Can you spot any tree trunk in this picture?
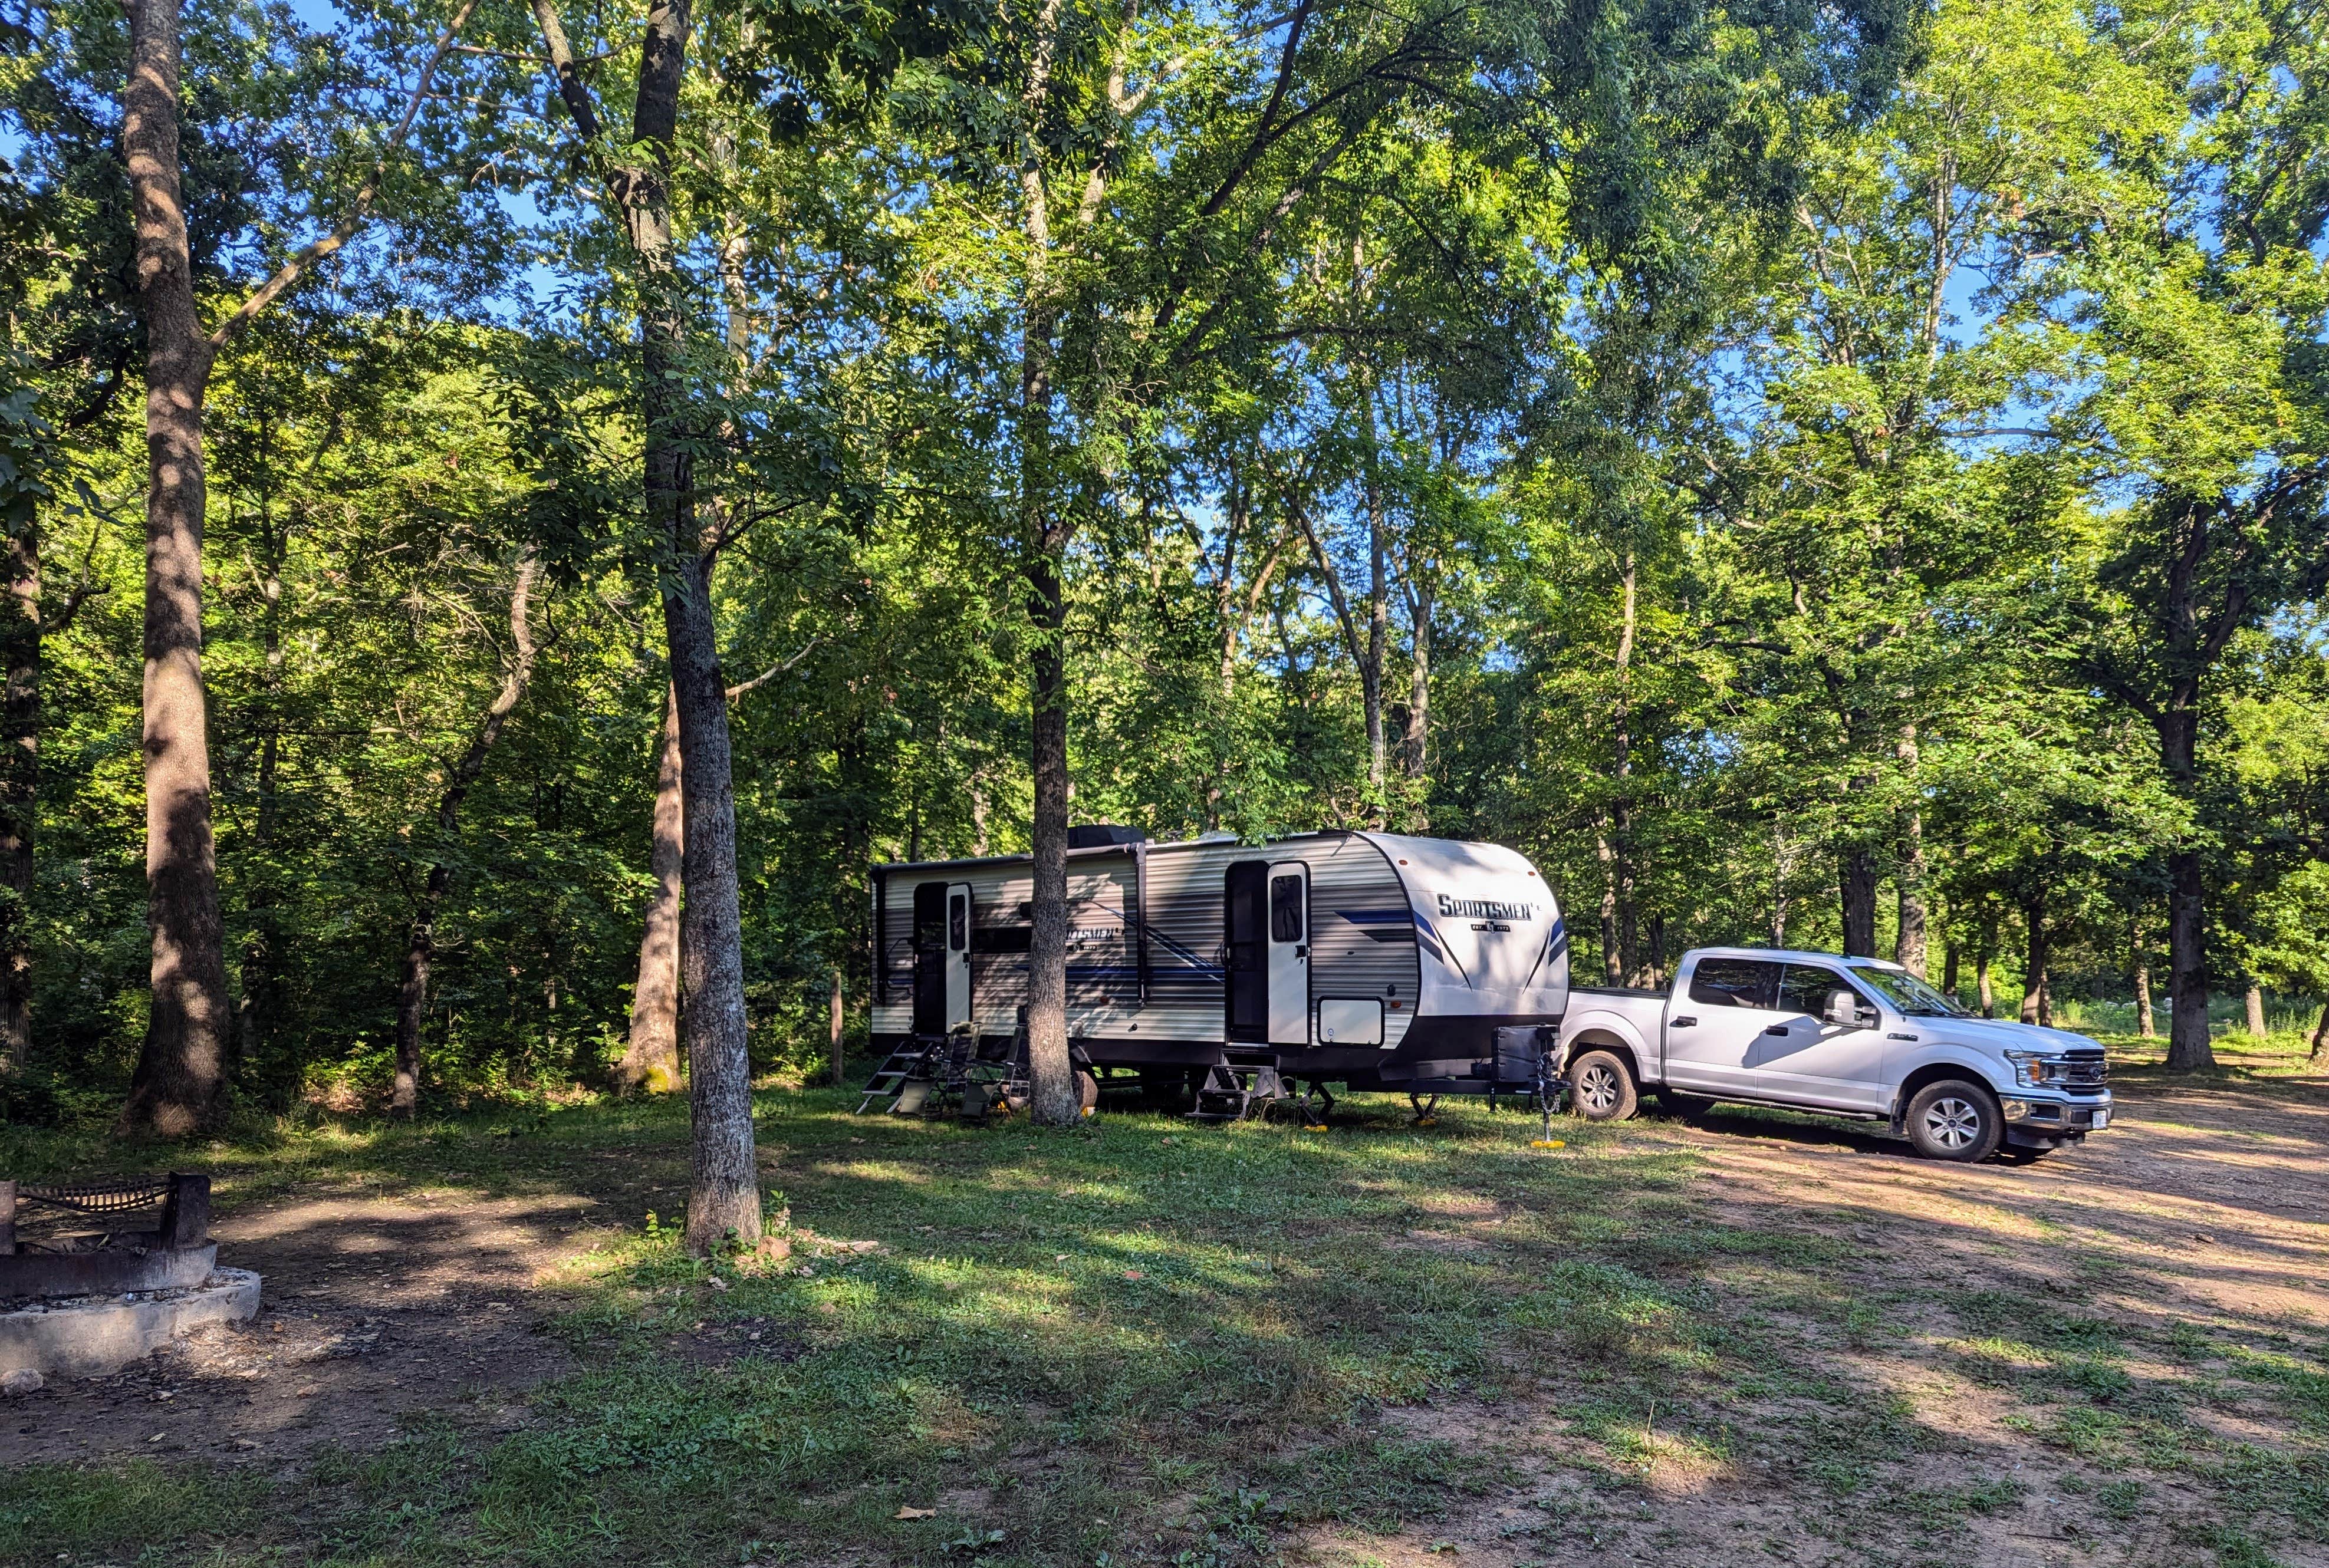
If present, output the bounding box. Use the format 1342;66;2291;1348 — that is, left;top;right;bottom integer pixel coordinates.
1015;0;1080;1130
2309;999;2328;1061
1941;937;1959;1002
1025;545;1077;1124
1840;850;1878;958
1403;573;1431;829
235;509;285;1088
2135;957;2154;1039
392;553;538;1116
1595;825;1621;985
2165;845;2214;1071
616;683;684;1093
1611;554;1637;980
2245;982;2267;1039
2019;896;2048;1027
532;0;761;1243
1894;728;1925;977
1363;476;1387;813
830;966;845;1086
0;500;37;1072
119;0;231;1136
1976;912;1996;1018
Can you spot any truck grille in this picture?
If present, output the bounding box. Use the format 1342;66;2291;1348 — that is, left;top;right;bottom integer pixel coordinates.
2061;1052;2108;1091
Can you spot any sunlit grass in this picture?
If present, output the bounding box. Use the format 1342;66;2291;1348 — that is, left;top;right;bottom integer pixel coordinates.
6;1078;2329;1564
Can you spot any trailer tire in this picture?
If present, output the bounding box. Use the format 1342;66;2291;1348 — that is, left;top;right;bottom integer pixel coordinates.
1905;1079;2002;1162
1568;1050;1639;1122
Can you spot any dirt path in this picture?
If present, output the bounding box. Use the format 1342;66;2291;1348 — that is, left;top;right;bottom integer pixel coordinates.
0;1188;617;1468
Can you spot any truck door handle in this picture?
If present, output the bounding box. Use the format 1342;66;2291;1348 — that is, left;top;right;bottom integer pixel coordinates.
1670;1016;1696;1028
1763;1024;1790;1036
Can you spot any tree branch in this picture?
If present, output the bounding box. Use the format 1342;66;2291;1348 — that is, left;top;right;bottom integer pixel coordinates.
725;636;821;700
208;0;482;350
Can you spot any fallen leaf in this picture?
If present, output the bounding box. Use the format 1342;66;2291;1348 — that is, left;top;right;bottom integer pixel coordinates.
1123;1270;1144;1280
895;1506;937;1520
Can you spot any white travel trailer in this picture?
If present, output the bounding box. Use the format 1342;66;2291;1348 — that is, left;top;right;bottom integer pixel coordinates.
867;826;1571;1115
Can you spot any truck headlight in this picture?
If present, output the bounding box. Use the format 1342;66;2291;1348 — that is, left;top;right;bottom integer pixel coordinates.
2002;1049;2062;1088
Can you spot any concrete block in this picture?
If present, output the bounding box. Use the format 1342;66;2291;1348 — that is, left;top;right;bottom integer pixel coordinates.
0;1269;261;1379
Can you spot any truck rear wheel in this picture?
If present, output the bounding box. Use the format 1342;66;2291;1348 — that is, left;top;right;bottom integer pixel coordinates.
1905;1079;2002;1162
1568;1050;1639;1122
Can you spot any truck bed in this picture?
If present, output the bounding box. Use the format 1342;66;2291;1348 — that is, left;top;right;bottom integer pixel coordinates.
1570;984;1669;1000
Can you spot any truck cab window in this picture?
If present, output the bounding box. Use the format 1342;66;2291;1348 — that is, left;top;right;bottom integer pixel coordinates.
1777;965;1854;1017
1687;957;1781;1009
1269;875;1305;942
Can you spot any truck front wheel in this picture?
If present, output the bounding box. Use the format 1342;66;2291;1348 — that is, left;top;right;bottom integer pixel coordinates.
1568;1050;1639;1122
1905;1080;2002;1162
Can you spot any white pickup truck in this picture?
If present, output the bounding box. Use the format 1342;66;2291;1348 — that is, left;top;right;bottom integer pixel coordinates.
1556;947;2113;1161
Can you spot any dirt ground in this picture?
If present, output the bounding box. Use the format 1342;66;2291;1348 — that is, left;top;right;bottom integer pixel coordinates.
1299;1070;2329;1568
0;1189;610;1466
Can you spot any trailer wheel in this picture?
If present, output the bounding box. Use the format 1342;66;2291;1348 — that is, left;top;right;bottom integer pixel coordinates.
1568;1050;1638;1122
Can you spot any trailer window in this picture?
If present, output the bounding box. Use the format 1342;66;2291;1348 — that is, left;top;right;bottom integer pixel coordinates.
948;893;968;952
1269;875;1305;942
1688;957;1780;1009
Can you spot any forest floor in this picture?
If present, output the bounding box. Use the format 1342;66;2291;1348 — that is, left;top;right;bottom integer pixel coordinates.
4;1033;2328;1568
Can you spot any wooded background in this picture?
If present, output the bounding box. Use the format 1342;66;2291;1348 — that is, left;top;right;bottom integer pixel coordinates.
5;0;2328;1130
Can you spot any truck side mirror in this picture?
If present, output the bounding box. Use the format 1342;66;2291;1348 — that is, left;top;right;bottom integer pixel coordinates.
1823;990;1858;1027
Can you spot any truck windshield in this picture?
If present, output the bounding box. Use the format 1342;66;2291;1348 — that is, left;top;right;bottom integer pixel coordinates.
1851;966;1966;1017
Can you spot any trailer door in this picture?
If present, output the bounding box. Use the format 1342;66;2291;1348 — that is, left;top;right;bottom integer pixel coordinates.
1223;862;1268;1042
911;882;948;1035
944;882;973;1031
1266;861;1311;1045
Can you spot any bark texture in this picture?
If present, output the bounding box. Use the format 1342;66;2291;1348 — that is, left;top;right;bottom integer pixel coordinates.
392;554;538;1115
119;0;230;1135
0;505;37;1071
531;0;758;1243
2245;983;2267;1039
2166;844;2212;1070
116;0;474;1133
1840;849;1878;958
1017;0;1080;1130
615;684;684;1093
642;0;761;1247
829;966;844;1085
1893;727;1925;977
2019;896;2050;1027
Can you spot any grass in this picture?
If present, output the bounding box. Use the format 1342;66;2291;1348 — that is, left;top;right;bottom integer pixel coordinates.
6;1063;2329;1566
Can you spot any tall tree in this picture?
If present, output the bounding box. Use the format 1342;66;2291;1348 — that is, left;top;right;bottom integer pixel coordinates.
2031;0;2329;1072
393;551;540;1115
116;0;478;1134
529;0;762;1248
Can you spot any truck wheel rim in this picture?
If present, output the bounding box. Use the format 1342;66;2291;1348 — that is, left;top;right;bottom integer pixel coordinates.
1579;1065;1620;1112
1925;1097;1981;1149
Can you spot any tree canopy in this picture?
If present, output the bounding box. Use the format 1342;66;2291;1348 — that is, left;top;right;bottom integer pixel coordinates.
4;0;2327;1129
